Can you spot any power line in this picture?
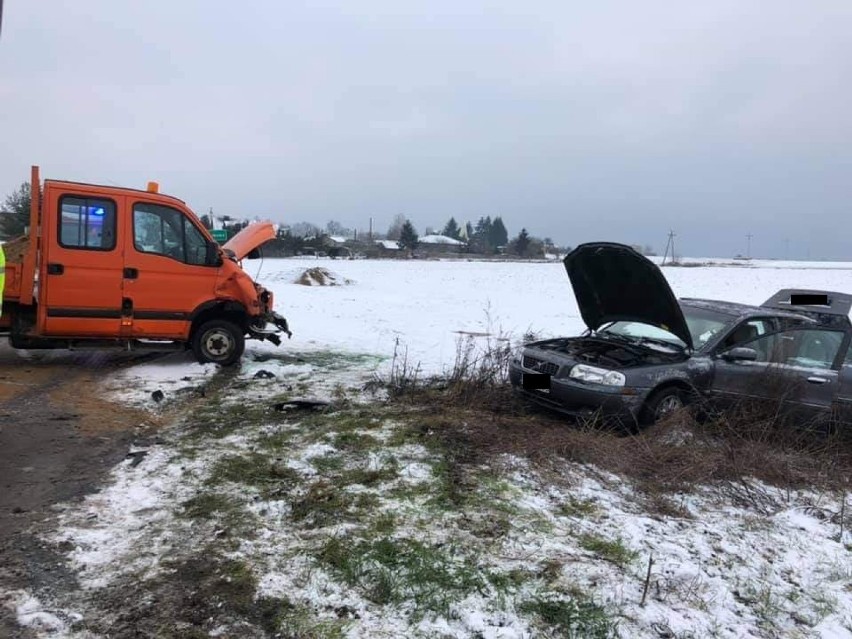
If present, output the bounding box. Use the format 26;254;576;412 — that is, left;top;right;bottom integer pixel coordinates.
662;230;676;265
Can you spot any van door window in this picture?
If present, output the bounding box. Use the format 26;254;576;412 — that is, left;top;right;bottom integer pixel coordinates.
133;203;209;265
59;197;117;250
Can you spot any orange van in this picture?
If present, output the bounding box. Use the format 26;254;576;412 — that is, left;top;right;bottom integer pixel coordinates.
0;166;290;365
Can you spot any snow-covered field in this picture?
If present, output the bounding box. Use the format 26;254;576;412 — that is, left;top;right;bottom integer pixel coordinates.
10;257;852;638
113;256;852;403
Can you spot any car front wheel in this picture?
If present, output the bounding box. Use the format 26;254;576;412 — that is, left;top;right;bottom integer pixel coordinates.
192;320;245;365
640;387;686;426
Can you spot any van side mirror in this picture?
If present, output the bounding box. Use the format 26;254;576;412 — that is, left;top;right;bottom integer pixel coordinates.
722;346;758;362
206;242;223;267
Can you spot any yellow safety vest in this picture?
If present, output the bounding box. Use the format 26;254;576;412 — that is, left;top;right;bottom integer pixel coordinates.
0;243;5;319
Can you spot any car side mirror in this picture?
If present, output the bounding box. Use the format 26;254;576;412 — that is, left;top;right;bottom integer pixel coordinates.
206;242;223;267
722;346;758;362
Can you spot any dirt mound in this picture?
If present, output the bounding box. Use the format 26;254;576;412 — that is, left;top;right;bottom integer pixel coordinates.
1;236;29;263
294;267;352;286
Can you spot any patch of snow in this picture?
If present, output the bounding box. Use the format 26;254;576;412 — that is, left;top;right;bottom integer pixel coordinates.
14;591;71;635
419;234;465;245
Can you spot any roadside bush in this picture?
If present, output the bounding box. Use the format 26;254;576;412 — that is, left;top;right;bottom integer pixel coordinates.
371;336;852;502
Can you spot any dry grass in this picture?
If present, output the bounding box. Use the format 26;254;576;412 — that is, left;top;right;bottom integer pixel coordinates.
374;336;852;506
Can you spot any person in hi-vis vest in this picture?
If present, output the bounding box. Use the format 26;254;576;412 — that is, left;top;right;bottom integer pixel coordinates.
0;243;5;319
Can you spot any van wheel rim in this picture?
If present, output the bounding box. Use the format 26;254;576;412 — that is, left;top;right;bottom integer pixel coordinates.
657;395;683;418
204;330;233;358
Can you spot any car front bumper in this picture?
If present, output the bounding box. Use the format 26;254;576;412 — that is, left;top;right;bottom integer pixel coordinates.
508;360;649;422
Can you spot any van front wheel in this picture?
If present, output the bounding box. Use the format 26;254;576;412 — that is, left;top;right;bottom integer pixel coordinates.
192;320;245;365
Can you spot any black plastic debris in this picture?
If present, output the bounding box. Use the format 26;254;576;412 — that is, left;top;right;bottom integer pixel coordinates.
253;369;276;380
125;450;148;467
151;390;165;403
273;399;330;412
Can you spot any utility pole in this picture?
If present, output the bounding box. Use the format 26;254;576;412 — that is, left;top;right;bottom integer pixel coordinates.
746;233;753;259
369;217;373;241
662;230;676;265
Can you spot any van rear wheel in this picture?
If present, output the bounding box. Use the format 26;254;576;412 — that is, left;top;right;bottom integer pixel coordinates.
192;320;245;365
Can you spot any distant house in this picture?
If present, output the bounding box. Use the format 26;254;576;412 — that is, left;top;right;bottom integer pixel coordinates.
416;234;466;256
376;239;401;251
419;234;465;246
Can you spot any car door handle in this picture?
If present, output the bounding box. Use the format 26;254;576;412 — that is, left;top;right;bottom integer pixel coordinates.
806;376;830;384
123;267;139;280
47;263;64;275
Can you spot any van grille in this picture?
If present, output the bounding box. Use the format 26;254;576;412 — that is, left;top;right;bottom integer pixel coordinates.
522;356;559;375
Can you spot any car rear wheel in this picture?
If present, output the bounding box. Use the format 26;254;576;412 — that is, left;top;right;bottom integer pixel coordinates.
640;387;686;426
192;320;245;365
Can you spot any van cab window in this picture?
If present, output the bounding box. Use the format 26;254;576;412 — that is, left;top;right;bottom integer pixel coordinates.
59;197;117;250
133;203;209;265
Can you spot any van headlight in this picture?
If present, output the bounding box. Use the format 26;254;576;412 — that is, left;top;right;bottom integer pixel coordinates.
568;364;626;387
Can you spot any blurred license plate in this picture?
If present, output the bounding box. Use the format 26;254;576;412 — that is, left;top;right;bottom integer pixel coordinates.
522;373;550;391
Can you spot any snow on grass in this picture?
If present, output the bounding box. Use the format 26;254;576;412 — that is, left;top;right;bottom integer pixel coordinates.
12;591;74;636
50;446;208;590
12;257;852;637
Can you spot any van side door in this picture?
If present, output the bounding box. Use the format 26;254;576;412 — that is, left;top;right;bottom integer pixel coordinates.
41;189;124;337
123;201;220;339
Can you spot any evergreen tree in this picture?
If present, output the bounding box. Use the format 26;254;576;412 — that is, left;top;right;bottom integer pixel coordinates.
200;214;214;230
441;217;461;240
465;221;474;239
398;220;419;250
490;216;508;248
512;228;531;256
387;213;407;240
0;182;31;239
474;216;492;241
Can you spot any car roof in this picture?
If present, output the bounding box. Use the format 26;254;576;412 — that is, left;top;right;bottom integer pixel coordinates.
679;297;815;322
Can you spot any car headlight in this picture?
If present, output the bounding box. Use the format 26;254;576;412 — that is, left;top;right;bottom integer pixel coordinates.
568;364;626;387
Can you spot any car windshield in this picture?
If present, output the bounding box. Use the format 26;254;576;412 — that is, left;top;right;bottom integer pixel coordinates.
598;306;732;350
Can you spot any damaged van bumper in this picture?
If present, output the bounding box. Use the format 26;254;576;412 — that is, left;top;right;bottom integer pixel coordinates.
249;311;292;346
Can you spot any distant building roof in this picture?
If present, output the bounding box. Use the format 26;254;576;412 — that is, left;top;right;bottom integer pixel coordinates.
328;235;349;244
376;239;400;250
419;234;465;246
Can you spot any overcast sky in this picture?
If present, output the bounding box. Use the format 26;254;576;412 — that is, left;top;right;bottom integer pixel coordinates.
2;1;851;258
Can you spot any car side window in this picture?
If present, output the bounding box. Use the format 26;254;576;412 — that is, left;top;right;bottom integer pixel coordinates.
844;340;852;369
721;318;773;350
133;203;209;265
744;328;844;369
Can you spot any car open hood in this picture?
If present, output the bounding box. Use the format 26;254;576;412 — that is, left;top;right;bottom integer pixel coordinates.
563;242;693;349
222;223;276;260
